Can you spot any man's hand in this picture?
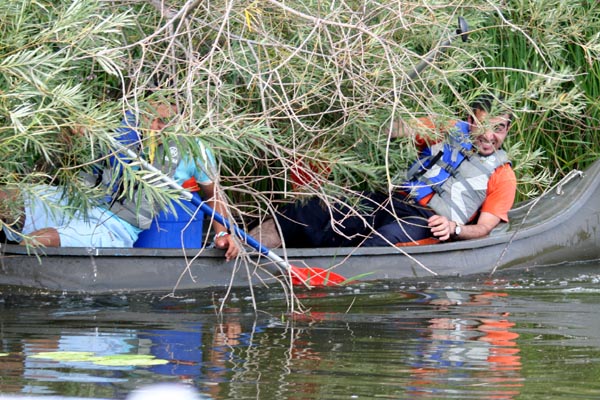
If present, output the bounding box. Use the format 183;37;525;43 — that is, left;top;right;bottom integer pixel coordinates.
428;214;454;241
389;119;416;139
214;233;240;261
428;211;502;241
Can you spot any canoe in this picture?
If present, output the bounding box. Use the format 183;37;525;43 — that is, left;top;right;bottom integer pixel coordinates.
1;159;600;295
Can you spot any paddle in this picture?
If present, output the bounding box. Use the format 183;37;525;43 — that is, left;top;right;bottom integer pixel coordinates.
118;144;347;287
407;16;469;82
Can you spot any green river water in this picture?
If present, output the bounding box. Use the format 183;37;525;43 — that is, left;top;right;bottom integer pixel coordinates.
1;262;600;399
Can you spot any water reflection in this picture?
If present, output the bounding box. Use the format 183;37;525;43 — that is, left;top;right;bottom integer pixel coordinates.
284;289;524;399
139;325;204;378
2;291;523;399
2;270;600;399
138;316;251;399
407;292;522;399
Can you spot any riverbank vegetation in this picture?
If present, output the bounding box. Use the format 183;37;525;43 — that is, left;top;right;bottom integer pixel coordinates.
2;0;599;230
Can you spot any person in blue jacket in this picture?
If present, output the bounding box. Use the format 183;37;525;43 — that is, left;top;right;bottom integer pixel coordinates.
1;102;240;260
101;102;240;260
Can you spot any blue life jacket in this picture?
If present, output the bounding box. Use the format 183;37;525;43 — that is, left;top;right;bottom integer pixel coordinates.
100;111;187;229
100;111;141;203
403;120;472;200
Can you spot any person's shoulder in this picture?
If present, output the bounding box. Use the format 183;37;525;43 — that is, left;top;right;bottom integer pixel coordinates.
496;161;515;172
492;163;517;183
415;117;436;129
195;139;215;157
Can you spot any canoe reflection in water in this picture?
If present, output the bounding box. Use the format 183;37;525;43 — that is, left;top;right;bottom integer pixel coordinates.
139;318;249;382
407;291;522;399
4;289;524;399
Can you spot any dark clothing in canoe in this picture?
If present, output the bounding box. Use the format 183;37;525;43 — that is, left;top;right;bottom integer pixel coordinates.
275;192;436;247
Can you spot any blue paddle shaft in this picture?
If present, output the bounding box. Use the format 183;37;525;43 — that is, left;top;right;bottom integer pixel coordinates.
190;195;271;256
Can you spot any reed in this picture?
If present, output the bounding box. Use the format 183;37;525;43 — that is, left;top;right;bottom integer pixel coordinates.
1;0;599;223
472;0;600;199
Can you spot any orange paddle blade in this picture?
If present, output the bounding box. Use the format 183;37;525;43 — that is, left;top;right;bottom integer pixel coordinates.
289;266;347;287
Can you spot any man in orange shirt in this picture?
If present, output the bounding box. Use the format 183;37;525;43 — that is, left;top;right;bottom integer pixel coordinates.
382;94;516;244
254;94;516;248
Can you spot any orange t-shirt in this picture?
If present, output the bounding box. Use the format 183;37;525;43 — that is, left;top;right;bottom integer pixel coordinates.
480;164;516;222
412;117;452;150
290;158;331;190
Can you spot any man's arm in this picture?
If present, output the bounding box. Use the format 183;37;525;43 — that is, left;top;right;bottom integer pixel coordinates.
389;117;448;151
389;118;418;139
429;164;516;241
428;211;502;242
200;182;240;261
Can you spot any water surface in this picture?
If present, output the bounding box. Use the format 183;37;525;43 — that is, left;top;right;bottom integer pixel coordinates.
1;262;600;399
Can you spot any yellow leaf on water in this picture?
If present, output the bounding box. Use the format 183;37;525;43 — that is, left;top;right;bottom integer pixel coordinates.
29;352;169;367
91;354;170;366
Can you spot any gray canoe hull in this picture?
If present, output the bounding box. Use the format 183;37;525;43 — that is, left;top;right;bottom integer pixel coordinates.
1;160;599;294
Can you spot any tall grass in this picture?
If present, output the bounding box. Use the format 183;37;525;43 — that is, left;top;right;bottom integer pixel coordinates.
489;0;600;199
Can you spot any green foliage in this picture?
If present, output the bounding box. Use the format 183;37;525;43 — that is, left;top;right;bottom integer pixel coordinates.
475;0;600;175
0;0;131;216
1;0;599;223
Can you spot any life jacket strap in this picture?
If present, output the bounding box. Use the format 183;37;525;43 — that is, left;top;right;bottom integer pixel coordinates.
406;150;443;181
